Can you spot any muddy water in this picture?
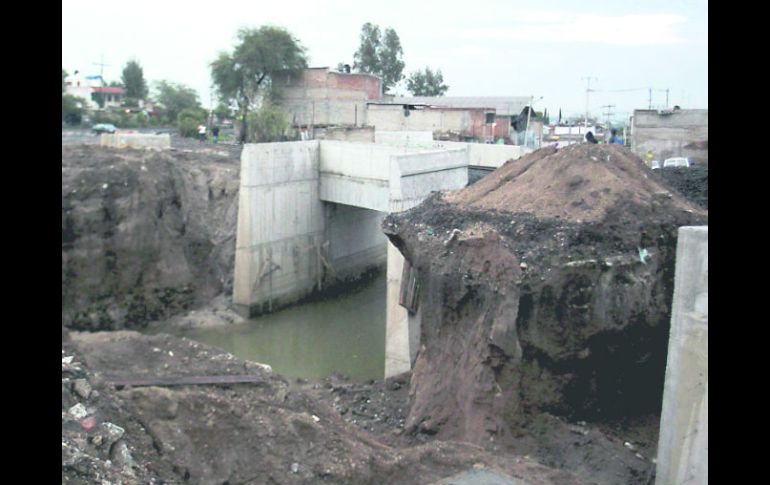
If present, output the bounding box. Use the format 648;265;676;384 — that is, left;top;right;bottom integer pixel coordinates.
166;273;386;381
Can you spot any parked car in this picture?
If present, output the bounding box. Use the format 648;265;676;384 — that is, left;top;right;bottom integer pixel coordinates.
92;123;117;135
663;157;690;168
651;160;661;170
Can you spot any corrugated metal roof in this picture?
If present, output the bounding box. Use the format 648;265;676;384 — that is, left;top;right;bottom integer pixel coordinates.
393;96;531;116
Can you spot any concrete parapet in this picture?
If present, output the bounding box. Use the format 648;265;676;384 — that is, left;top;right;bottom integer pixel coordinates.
100;133;171;150
655;226;708;485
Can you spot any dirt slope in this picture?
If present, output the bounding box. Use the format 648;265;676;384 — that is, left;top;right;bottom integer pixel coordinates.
383;144;707;483
61;145;239;331
62;330;583;484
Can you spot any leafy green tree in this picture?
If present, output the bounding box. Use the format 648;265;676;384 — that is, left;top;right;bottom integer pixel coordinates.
62;95;86;124
211;26;308;143
248;101;289;142
62;69;68;93
406;67;449;96
177;107;207;138
152;80;201;124
121;60;148;100
353;23;381;74
353;23;405;94
379;28;405;93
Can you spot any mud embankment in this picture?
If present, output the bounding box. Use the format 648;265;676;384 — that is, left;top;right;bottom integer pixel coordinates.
62;145;240;331
384;144;708;450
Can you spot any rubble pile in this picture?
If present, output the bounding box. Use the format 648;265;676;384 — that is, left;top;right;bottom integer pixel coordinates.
383;144;707;450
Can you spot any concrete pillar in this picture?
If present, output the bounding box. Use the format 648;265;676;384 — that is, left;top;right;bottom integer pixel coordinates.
385;241;414;377
655;226;708;485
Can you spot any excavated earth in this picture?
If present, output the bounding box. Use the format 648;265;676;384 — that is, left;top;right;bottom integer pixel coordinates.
62;145;240;331
62;144;707;484
382;144;707;482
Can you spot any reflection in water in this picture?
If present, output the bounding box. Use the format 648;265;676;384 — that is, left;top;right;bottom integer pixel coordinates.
162;272;386;381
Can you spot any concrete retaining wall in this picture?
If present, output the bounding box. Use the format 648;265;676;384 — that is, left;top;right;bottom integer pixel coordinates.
100;133;171;150
325;203;387;279
655;226;708;485
233;141;325;316
434;141;521;168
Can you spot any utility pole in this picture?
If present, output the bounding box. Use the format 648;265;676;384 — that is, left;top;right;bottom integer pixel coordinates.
581;76;598;130
602;104;615;141
648;87;652;109
92;55;110;86
666;88;670;108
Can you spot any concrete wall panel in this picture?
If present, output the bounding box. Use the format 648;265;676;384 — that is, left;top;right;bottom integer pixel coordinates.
655;226;708;485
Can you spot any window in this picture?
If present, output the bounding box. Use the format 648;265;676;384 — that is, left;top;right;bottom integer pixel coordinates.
485;112;495;124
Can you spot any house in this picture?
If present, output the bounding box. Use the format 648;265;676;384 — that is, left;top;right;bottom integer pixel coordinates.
629;109;708;166
392;96;531;139
365;102;496;141
272;67;383;129
64;73;125;110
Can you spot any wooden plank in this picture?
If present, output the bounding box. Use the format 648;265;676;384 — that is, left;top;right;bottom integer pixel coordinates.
110;374;268;389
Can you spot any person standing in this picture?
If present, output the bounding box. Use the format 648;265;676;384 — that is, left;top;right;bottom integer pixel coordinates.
609;129;624;144
197;124;207;143
212;125;220;144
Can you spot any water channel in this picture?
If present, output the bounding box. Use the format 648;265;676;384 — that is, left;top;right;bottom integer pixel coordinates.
155;272;387;381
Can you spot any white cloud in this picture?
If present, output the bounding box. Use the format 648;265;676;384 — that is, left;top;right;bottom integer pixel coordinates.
464;13;688;46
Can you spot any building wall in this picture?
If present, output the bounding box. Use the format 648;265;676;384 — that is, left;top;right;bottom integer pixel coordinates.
630;109;708;165
366;105;492;140
274;68;381;127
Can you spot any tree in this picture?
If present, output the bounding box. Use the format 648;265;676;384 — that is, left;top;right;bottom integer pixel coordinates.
379;28;405;93
152;80;201;124
352;23;405;94
177;107;207;138
211;26;308;143
406;67;449;96
353;23;381;75
121;60;148;100
62;95;86;124
248;101;289;142
62;68;68;93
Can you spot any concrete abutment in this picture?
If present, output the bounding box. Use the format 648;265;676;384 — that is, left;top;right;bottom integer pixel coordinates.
233;140;467;377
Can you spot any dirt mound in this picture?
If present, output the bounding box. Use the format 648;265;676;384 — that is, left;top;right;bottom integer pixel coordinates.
63;330;584;484
61;145;239;331
656;165;708;209
383;144;707;481
446;144;699;221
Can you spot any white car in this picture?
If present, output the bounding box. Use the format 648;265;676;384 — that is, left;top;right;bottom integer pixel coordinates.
663;157;690;168
651;160;661;170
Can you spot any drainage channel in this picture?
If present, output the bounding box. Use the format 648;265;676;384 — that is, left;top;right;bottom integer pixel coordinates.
150;271;387;382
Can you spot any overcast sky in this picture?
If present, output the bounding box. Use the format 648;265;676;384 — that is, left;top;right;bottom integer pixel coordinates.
62;0;707;122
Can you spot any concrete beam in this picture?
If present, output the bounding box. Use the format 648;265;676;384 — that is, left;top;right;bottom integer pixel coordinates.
655;226;708;485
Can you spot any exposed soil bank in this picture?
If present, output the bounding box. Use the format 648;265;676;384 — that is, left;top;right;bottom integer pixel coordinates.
382;144;707;481
62;145;240;331
62;329;583;484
